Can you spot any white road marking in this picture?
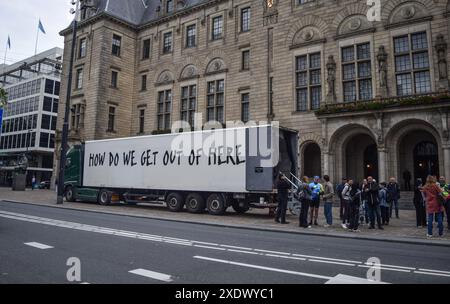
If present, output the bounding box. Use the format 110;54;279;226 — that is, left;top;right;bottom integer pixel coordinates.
326;274;388;284
194;245;226;251
293;254;361;264
414;271;450;277
193;256;332;280
418;268;450;274
265;254;307;261
357;265;411;273
220;244;254;251
308;259;355;267
254;249;291;256
24;242;53;250
363;263;416;270
129;268;173;282
227;249;261;255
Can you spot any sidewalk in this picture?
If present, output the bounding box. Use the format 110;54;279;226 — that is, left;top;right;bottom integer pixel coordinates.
1;187;449;246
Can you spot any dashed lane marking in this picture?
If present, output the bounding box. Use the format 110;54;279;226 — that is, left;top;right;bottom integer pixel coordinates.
24;242;53;250
129;268;173;282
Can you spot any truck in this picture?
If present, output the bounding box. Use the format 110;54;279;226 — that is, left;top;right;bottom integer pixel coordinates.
63;124;298;215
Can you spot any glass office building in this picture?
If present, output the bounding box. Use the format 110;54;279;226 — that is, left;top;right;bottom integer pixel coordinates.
0;47;62;187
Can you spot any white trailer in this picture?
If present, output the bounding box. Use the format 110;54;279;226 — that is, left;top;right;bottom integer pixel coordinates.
63;125;298;215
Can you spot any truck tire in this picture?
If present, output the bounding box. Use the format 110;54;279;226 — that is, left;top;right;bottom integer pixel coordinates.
232;200;249;214
185;193;205;213
166;192;184;212
98;189;111;206
207;194;227;216
65;186;76;202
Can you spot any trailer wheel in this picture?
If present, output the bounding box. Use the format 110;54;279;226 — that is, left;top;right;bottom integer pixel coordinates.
232;200;249;214
207;194;227;216
65;186;76;202
185;193;206;213
166;192;184;212
98;189;111;206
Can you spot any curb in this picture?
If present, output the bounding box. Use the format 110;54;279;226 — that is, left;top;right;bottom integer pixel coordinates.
2;199;450;247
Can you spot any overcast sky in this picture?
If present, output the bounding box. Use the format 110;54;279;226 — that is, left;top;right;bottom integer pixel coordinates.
0;0;73;65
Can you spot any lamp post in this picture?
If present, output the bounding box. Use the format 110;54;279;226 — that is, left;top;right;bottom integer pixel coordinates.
56;0;81;205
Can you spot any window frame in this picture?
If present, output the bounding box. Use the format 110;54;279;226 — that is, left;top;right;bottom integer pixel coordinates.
294;51;322;112
211;15;223;41
241;93;250;123
393;31;432;96
157;89;172;131
107;106;116;132
240;7;251;33
142;38;151;60
180;84;197;128
162;31;173;54
206;79;225;124
112;34;122;57
185;24;197;48
78;37;87;59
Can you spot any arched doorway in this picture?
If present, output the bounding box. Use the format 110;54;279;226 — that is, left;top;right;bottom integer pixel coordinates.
345;134;378;182
303;142;322;178
398;129;440;185
414;141;439;182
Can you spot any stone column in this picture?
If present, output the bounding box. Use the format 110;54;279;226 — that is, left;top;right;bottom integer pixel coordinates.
444;146;450;180
378;147;388;183
323;150;329;176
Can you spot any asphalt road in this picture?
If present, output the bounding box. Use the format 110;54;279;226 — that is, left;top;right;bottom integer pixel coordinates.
0;200;449;284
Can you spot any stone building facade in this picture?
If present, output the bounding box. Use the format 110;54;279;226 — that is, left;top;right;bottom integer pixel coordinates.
54;0;450;187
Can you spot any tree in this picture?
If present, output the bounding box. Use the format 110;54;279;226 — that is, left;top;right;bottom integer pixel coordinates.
0;87;7;108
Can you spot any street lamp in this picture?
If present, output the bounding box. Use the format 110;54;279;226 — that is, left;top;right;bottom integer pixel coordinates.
56;0;81;205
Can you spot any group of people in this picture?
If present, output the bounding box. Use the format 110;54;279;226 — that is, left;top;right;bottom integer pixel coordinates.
275;173;450;238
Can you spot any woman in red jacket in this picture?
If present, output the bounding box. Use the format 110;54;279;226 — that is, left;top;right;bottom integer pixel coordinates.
422;175;444;238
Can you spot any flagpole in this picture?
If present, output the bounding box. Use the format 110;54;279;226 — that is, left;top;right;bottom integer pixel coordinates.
34;22;40;57
2;40;7;87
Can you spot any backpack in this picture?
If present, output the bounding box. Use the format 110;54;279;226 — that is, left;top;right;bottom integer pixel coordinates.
386;190;393;203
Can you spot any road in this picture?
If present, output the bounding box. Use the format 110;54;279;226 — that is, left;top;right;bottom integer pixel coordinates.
0;200;449;284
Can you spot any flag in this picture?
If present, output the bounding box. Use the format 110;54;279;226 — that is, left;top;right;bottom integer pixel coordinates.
38;19;46;34
7;36;11;49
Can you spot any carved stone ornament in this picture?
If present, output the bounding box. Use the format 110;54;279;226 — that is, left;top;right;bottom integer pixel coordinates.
377;45;388;89
401;6;416;19
206;58;226;74
435;34;448;80
326;55;336;103
157;71;174;84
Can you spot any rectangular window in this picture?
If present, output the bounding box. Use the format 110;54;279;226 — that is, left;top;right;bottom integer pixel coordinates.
111;71;118;88
295;52;322;111
79;38;87;58
341;43;372;102
71;104;82;131
76;69;83;89
163;32;172;54
39;132;49;148
141;74;147;91
108;107;116;132
142;39;151;60
112;34;122;56
139;109;145;134
206;80;225;123
212;16;223;40
241;7;251;32
241;93;250;123
242;50;250;71
180;85;197;127
166;0;174;13
157;90;172;131
186;24;196;48
394;32;431;96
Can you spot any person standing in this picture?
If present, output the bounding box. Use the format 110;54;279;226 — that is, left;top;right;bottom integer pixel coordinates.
322;175;334;227
341;179;353;229
403;169;412;191
298;176;312;228
438;176;450;230
348;183;361;232
275;174;291;224
336;178;347;220
360;179;370;225
309;176;323;226
366;176;383;230
422;175;444;238
31;176;36;191
414;178;427;228
379;182;390;226
387;177;401;219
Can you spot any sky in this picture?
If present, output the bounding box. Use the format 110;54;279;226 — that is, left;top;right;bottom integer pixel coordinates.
0;0;73;65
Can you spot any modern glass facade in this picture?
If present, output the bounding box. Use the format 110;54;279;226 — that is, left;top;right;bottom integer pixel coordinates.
0;48;62;187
